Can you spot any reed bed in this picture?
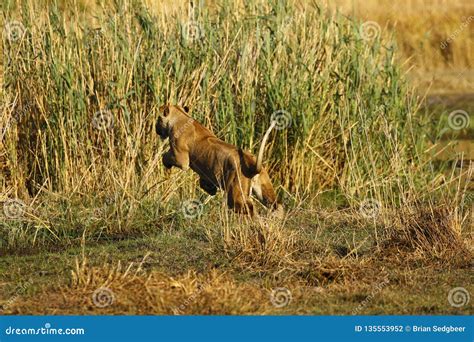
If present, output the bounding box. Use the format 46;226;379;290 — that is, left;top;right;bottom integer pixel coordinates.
0;0;470;253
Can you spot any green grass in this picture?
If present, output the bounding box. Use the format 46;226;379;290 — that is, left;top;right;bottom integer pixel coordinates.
3;0;428;197
1;210;472;314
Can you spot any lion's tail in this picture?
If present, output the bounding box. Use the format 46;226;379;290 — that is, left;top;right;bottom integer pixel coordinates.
255;121;276;174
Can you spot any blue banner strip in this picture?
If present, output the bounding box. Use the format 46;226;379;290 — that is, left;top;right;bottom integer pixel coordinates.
0;315;472;342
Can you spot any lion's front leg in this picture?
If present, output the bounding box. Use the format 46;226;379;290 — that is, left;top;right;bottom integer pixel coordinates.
199;178;218;196
162;149;190;171
162;150;176;169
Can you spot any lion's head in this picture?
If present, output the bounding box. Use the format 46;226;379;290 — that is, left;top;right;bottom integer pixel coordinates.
155;104;189;139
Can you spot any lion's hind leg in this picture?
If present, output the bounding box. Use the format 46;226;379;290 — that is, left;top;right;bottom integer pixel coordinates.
226;173;254;216
251;172;278;209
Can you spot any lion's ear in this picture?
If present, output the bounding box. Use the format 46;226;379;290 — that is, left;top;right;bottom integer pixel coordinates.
183;106;190;113
159;104;170;117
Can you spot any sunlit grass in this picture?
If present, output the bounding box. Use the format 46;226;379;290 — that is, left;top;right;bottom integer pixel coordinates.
0;0;471;286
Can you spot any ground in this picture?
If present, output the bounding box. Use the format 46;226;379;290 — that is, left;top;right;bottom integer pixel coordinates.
1;204;472;315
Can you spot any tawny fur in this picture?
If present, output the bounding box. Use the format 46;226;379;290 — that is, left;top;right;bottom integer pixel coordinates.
156;104;282;216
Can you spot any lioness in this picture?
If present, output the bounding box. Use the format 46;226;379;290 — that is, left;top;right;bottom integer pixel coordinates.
156;104;282;216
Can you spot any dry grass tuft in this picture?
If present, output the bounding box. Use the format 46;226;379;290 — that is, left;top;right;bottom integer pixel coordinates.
381;202;467;258
221;218;299;272
7;257;274;315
